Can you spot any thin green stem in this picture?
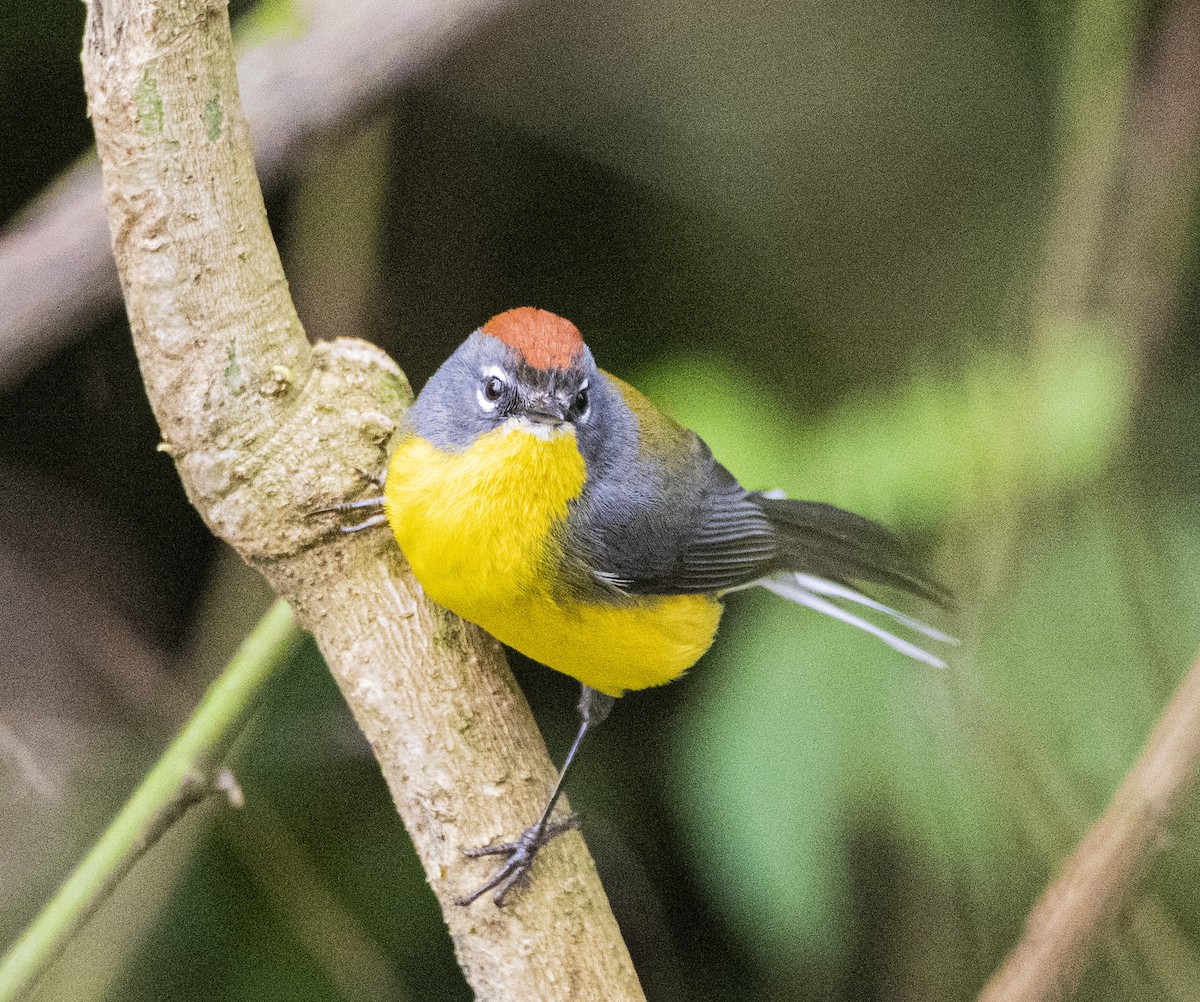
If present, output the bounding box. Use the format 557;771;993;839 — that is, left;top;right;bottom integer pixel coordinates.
0;599;301;1002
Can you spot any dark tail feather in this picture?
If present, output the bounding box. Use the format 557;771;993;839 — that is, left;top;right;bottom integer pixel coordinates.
754;496;953;608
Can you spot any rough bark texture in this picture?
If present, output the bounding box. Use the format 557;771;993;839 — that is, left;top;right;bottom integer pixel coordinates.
81;2;645;999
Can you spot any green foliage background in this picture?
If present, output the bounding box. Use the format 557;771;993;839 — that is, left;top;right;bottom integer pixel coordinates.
2;0;1200;999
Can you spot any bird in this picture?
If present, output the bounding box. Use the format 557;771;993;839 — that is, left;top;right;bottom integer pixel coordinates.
322;306;953;906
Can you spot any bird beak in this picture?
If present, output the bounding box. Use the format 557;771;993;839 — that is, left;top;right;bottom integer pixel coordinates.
523;392;568;424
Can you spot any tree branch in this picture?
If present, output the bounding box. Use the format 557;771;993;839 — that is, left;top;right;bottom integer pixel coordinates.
980;2;1200;996
79;1;644;999
978;650;1200;1001
0;0;517;394
1102;0;1200;367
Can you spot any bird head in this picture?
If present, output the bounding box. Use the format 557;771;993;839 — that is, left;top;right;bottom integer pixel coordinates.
410;308;602;451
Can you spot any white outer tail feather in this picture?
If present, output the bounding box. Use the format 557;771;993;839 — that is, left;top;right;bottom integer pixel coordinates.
758;573;955;669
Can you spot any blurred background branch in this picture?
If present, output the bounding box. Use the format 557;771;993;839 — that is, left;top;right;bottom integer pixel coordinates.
1103;0;1200;371
0;601;301;1002
980;0;1200;994
5;0;1200;998
0;0;518;394
981;648;1200;1001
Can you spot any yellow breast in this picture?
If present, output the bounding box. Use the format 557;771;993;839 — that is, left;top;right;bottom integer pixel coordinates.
384;421;722;696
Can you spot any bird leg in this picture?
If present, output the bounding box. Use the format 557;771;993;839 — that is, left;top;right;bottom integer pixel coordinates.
457;684;616;907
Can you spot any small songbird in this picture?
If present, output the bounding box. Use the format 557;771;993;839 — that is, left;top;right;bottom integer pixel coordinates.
327;307;953;906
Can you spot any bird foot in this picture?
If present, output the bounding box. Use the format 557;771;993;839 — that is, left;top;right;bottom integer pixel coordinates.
456;814;578;907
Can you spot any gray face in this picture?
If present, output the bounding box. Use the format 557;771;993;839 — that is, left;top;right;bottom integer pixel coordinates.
410;331;601;452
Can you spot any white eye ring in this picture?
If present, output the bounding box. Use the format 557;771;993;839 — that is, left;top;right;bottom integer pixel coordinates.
477;366;507;412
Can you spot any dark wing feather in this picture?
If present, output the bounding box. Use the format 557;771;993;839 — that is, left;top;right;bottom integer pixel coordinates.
562;424;779;596
635;467;778;594
583;479;950;604
567;453;949;603
563;370;948;605
752;496;952;606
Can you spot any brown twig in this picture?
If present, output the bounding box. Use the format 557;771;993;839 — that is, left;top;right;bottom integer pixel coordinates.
979;2;1200;997
79;2;643;999
978;651;1200;1001
0;0;518;394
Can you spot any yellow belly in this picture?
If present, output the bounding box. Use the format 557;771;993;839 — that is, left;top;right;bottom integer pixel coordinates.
384;422;722;696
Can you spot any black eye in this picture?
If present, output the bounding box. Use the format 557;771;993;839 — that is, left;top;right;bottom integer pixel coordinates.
483;375;505;402
573;386;589;415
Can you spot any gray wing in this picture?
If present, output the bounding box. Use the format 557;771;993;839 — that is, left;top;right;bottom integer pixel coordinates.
562;440;950;605
561;369;949;605
562;430;779;597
